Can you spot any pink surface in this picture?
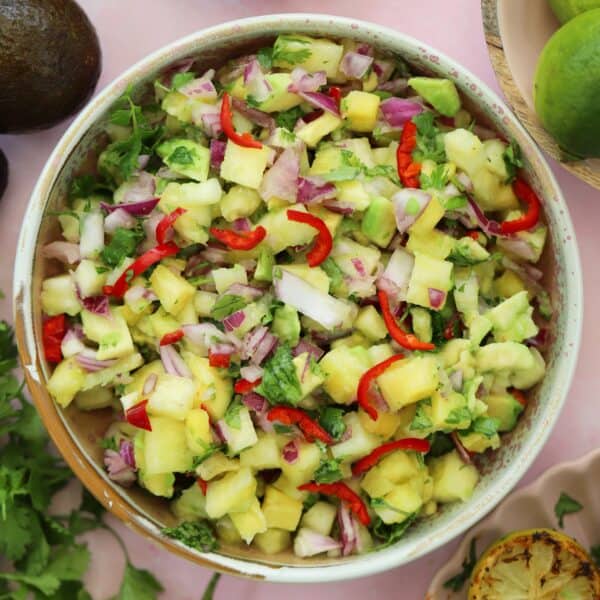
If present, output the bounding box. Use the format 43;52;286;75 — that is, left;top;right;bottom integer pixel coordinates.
1;1;598;597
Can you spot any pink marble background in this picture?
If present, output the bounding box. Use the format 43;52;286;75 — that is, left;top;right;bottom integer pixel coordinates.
1;1;598;597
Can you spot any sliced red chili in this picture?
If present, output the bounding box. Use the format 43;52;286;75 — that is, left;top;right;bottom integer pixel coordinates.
125;399;152;431
220;91;263;149
156;207;187;245
396;121;422;188
209;225;266;251
159;329;184;346
42;314;67;364
103;241;180;298
378;289;435;352
286;209;332;267
267;406;333;445
328;86;342;107
499;178;541;234
197;477;208;495
234;378;261;395
352;438;431;477
208;351;231;368
298;481;370;526
511;389;527;407
357;354;405;421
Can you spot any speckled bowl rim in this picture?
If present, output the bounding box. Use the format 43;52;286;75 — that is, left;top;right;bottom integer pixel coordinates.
13;13;583;583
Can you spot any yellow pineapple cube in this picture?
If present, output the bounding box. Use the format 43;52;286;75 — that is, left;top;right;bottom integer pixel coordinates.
262;486;303;531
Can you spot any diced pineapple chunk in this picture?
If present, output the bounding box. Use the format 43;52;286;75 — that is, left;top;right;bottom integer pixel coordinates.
377;451;422;483
262;486;303;531
211;264;247;295
147;374;197;421
172;482;208;521
205;467;257;518
300;501;337;536
406;253;454;310
144;417;193;475
320;345;371;405
358;409;402;439
196;451;239;481
220;141;271;189
273;35;344;77
377;355;439;411
296;112;343;148
258;204;316;254
331;412;380;462
354;305;388;341
185;408;212;456
215;515;243;544
239;434;281;470
80;309;134;361
360;467;395;498
429;450;479;503
41;274;81;316
280;440;321;485
230;497;267;544
342;91;381;133
47;358;86;408
280;264;330;293
367;344;395;364
220;185;262;222
373;482;423;524
194;291;218;317
292;352;325;399
219;406;258;455
253;528;292;555
150;265;195;316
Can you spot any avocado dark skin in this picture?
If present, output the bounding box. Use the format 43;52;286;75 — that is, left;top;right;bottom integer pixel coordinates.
0;149;7;200
0;0;101;133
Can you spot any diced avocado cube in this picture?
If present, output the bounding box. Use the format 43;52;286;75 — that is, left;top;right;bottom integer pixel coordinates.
487;290;538;343
469;314;493;347
156;138;210;182
262;485;303;531
341;91;381;133
377;355;439;411
211;264;247;295
484;393;524;432
406;253;454;310
408;77;461;117
150;264;196;315
296;111;342;148
273;305;301;346
511;347;545;390
220;141;271;189
361;196;396;247
144;416;193;476
254;247;275;283
41;274;81;316
320;345;372;405
220;185;262;222
206;467;257;519
354;305;388;342
449;237;490;266
272;35;344;78
429;450;479;503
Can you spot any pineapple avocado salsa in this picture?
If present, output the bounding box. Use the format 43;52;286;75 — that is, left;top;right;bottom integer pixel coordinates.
41;34;551;558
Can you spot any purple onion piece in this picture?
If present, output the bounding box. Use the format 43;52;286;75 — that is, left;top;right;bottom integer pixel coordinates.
296;176;337;204
43;241;81;264
81;294;110;316
298;91;341;116
380;97;423;128
282;439;299;464
100;197;160;217
428;288;446;309
340;51;373;79
223;310;246;332
292;339;324;362
209;139;226;170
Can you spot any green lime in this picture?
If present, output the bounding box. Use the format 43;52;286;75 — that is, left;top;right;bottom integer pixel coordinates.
534;8;600;158
548;0;600;23
468;528;600;599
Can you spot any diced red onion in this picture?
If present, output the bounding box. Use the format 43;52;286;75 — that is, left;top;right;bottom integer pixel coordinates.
497;237;538;262
379;248;414;301
338;502;358;556
81;294;110;316
340;51;373;79
252;331;278;366
192;103;222;138
356;43;374;56
197;244;229;266
242;392;267;413
372;59;395;82
380;97;423;128
225;283;263;300
339;425;353;442
456;172;473;192
443;183;461;198
473;124;498;141
179;76;217;101
76;353;117;372
155;166;180;180
211;343;237;356
295;110;324;132
294;528;342;558
61;327;85;358
241;327;269;360
351;258;367;277
183;323;241;351
288;67;327;93
467;196;504;237
259;147;300;203
104;208;137;234
240;365;263;382
377;78;409;94
322;200;355;215
298;91;340;116
124;285;157;305
292;339;324;362
282;439;299;464
143;373;158;395
274;269;353;331
231;218;251;232
370;386;389;413
297;176;337;204
119;439;136;469
449;370;463;392
101;197;159;217
428;288;446;309
121;171;157;204
211;422;226;444
159;345;192;378
223;310;246;332
137;154;150;170
243;58;272;102
140;212;163;251
210;139;226;170
43;241;81;264
451;431;473;465
526;328;548;349
79;211;104;259
231;97;275;130
392;189;431;233
104;449;136;486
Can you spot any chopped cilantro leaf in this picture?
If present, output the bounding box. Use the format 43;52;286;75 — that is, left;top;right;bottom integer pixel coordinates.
410;400;432;432
245;94;261;108
413;112;446;163
162;520;218;552
275;106;304;130
445;406;471;426
503;139;524;183
273;35;312;65
100;227;144;268
320;257;346;295
443;538;478;591
319;406;347;441
168;145;195;165
427;432;454;457
210;294;248;320
256;344;303;406
370;513;417;549
471;416;500;438
419;164;449;190
171;71;195;90
314;457;344;483
116;562;163;599
554;492;583;528
257;47;274;70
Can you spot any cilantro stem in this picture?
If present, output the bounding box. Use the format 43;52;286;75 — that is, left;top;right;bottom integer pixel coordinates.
202;573;221;600
100;522;132;564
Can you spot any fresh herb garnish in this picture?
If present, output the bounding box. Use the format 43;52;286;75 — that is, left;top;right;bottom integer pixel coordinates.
202;573;222;600
370;514;417;549
275;106;304;131
314;457;344;483
257;47;274;70
318;406;347;441
554;492;583;528
100;226;144;268
471;416;500;438
412;112;446;163
410;400;432;431
69;174;111;201
427;432;454;457
256;344;302;406
171;71;195;90
273;35;312;65
320;257;346;295
419;164;449;190
503;139;524;183
445;406;471;426
210;294;248;320
443;538;478;591
162;520;218;552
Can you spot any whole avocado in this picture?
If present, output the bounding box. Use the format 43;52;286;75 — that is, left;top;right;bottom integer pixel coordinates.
0;0;101;133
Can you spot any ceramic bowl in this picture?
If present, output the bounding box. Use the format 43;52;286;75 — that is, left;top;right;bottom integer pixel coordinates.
13;13;583;583
482;0;600;189
428;448;600;599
